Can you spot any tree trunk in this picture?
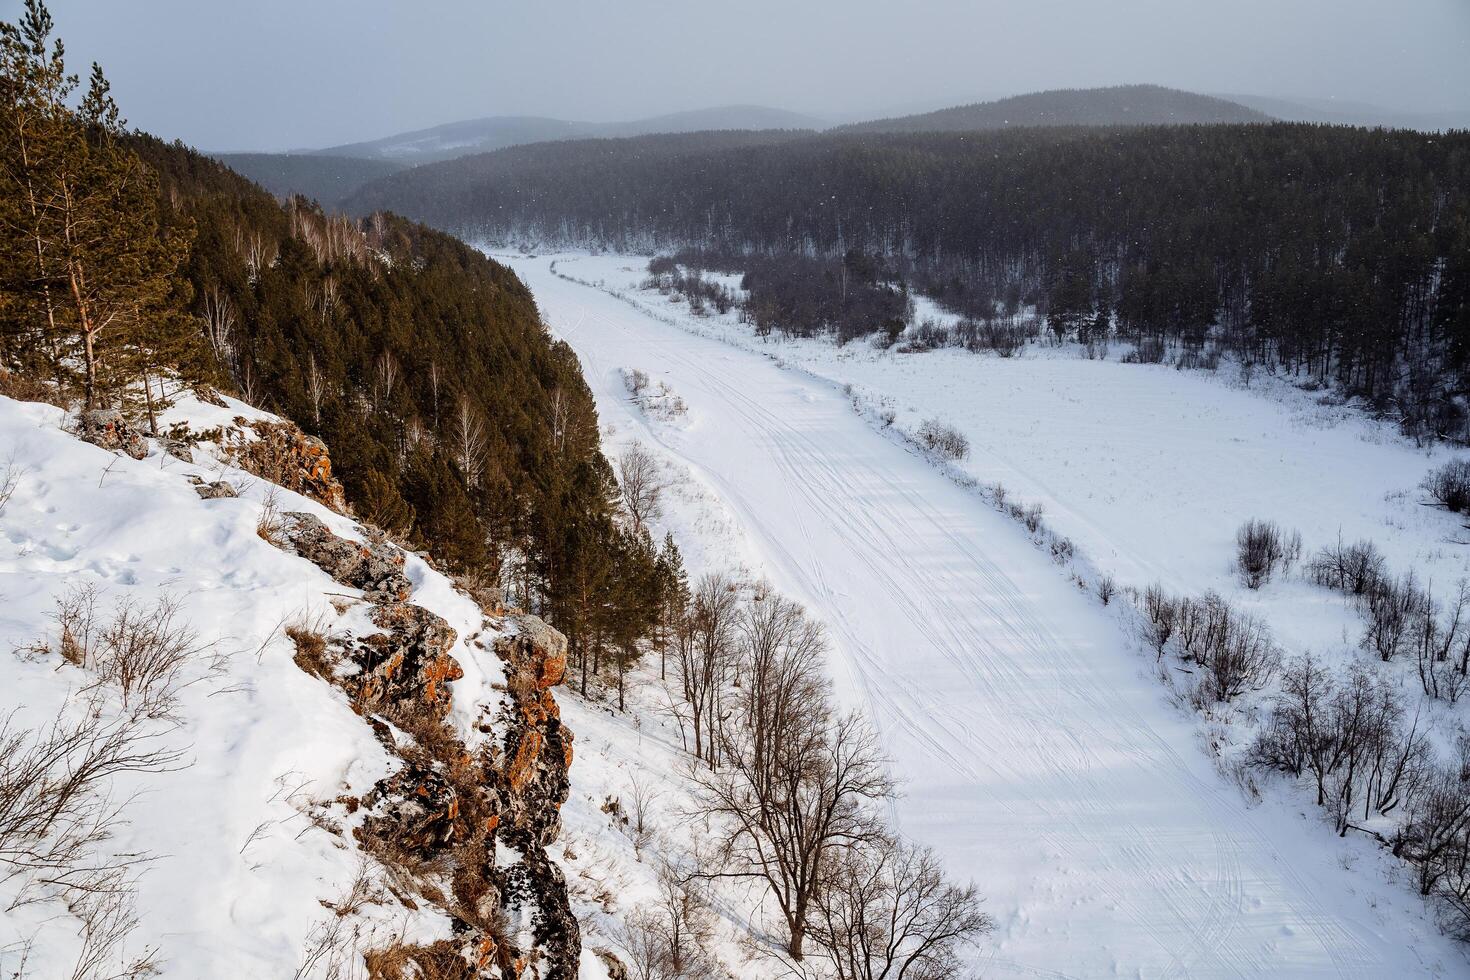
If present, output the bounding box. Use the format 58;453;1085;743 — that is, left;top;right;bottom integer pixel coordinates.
786;922;805;961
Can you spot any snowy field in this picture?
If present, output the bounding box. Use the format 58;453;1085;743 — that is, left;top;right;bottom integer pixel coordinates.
504;252;1470;978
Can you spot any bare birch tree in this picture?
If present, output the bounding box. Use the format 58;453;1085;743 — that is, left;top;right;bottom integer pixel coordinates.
618;441;664;535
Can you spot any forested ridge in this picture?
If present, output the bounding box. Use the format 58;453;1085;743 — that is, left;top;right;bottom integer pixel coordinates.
0;2;670;673
348;123;1470;440
834;83;1269;132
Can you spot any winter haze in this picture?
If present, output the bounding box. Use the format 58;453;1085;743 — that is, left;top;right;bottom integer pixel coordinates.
30;0;1470;150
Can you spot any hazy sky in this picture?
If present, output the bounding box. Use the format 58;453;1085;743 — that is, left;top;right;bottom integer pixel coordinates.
18;0;1470;151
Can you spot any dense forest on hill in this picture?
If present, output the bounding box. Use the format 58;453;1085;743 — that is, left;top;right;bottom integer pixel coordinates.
835;84;1269;132
348;123;1470;441
0;6;666;667
137;137;665;657
212;151;406;207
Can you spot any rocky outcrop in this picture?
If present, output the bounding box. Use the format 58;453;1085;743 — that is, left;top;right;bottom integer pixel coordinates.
270;512;579;978
350;602;463;719
187;476;238;499
224;418;348;513
74;408;149;460
282;512;412;603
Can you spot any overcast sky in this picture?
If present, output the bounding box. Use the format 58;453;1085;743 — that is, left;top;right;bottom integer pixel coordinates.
19;0;1470;151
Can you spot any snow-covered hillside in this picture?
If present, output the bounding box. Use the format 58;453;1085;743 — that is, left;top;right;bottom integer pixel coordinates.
504;252;1470;977
0;394;581;978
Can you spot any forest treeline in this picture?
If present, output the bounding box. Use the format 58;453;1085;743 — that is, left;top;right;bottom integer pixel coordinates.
349;124;1470;441
0;0;667;669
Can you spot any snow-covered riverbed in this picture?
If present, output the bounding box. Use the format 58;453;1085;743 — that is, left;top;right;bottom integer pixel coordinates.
506;253;1463;978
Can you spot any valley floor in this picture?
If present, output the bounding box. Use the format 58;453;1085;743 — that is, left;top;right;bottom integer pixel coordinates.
506;253;1467;978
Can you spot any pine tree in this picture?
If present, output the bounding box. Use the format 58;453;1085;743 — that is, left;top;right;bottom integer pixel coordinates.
0;2;194;409
0;0;76;379
655;531;690;680
59;64;191;408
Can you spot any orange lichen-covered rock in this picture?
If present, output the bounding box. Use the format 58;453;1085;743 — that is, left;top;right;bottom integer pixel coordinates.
506;729;544;794
349;602;462;719
225;417;348;513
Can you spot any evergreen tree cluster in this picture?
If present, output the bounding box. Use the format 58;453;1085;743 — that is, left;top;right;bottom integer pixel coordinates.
0;1;200;414
348;124;1470;439
0;1;667;666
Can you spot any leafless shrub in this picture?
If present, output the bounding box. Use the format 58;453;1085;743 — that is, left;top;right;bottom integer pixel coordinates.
616;862;717;980
914;419;969;461
1175;592;1279;702
807;836;991;980
1022;503;1044;534
93;596;212;718
1095;574;1117;606
286;612;334;680
257;488;289;547
292;861;384;980
618;442;664;535
1141;583;1178;659
1361;571;1429;662
624;368;650;397
1254;656;1429;835
1049;536;1074;564
1235;519;1299;589
0;706;183;914
1424;459;1470;513
49;588;216;719
0;455;22;518
621;774;660;860
67;878;160;980
1414;581;1470;702
1306;537;1385;596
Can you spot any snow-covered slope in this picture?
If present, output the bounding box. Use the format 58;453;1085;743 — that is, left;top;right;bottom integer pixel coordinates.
0;394;578;978
503;253;1469;978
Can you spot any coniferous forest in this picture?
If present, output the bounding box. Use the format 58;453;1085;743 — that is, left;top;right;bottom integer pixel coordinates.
0;6;670;674
347;124;1470;441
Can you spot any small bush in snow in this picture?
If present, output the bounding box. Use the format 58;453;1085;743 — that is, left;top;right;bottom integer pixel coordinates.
624;368;651;397
1306;538;1386;596
1022;503;1044;534
52;586;214;718
1141;583;1178;658
915;419;969;461
1096;574;1117;606
1425;459;1470;513
1360;571;1428;663
0;456;20;517
1235;519;1300;589
1174;592;1279;702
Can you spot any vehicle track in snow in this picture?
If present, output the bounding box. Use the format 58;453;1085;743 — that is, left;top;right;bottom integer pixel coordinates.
510;255;1449;978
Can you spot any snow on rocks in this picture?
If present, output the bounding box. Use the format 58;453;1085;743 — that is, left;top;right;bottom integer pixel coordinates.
0;392;579;978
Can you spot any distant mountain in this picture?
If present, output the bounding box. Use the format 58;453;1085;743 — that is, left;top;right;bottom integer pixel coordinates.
837;85;1270;133
1222;93;1470;132
211;152;407;206
590;104;825;138
213;106;823;205
312;105;824;165
315;115;587;163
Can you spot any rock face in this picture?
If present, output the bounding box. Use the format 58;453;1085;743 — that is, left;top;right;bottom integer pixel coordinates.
351;601;463;718
75;409;148;460
270;511;580;978
187;476;238;499
224;418;348;513
282;512;412;602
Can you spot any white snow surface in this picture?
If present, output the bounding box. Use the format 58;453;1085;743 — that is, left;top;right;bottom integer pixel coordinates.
0;393;507;977
503;253;1469;978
